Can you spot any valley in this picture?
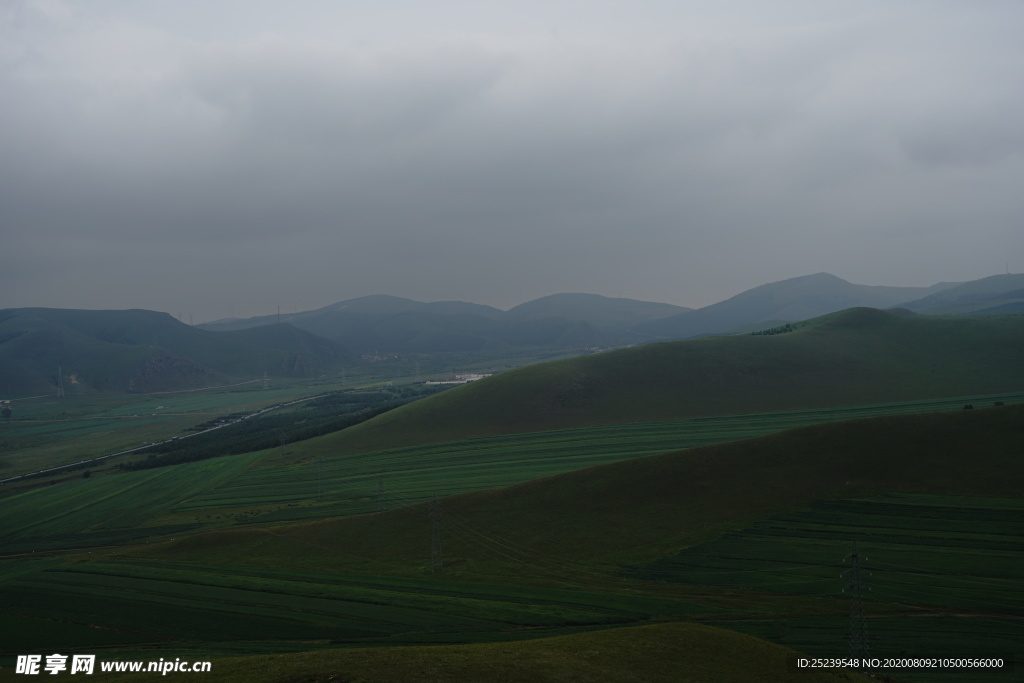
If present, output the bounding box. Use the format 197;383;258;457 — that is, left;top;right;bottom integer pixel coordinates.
1;298;1022;682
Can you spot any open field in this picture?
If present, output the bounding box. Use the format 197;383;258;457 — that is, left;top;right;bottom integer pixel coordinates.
2;457;1021;679
0;344;570;481
172;390;1024;526
630;493;1023;682
0;404;1020;680
0;452;262;553
0;559;716;654
3;393;1021;552
632;493;1023;613
2;307;1021;682
0;377;398;479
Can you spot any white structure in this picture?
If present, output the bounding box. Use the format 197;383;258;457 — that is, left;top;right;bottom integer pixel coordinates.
425;373;491;385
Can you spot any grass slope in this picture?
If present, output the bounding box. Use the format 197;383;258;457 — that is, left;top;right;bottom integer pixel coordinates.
87;622;873;683
310;307;1024;454
146;403;1024;572
2;404;1018;681
7;391;1019;554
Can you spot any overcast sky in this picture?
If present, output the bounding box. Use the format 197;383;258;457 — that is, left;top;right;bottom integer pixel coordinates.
2;0;1022;322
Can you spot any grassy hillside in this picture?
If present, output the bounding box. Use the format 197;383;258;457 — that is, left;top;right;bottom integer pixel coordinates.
146;403;1024;573
2;404;1018;681
4;391;1019;551
311;307;1024;454
0;308;354;395
88;622;874;683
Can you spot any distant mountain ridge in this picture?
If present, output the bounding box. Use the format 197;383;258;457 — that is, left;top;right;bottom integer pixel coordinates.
0;308;356;395
505;293;687;327
199;272;1016;351
895;273;1024;314
635;272;959;339
201;293;692;353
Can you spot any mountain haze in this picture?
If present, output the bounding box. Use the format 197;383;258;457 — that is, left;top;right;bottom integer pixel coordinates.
635;272;958;339
201;293;688;352
505;293;690;327
895;273;1024;314
0;308;355;395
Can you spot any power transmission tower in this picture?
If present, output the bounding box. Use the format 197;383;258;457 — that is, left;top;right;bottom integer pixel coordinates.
842;541;871;662
263;371;269;390
56;365;65;399
429;500;443;574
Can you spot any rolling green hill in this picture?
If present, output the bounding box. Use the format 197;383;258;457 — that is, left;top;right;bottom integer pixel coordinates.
147;402;1024;571
310;307;1024;454
2;401;1019;681
0;308;356;395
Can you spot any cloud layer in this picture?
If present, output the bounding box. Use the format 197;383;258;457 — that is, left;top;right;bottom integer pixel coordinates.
3;0;1023;320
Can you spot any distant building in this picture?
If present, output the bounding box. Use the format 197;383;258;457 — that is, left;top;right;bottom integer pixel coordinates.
425;373;491;386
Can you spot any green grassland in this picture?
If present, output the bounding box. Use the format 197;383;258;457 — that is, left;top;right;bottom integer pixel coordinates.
307;308;1024;455
168;390;1024;527
2;309;1021;682
1;404;1020;682
629;493;1023;681
0;452;262;553
4;392;1020;553
0;377;393;479
134;403;1024;574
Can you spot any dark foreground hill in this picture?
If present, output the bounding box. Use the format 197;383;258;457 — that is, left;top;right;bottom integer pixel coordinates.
0;308;356;395
314;306;1024;454
13;397;1019;681
635;272;956;339
94;622;872;683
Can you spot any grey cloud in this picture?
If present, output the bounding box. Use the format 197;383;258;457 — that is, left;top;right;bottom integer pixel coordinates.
3;1;1024;320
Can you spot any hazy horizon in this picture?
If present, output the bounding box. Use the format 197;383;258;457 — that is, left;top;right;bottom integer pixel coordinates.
3;1;1022;322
